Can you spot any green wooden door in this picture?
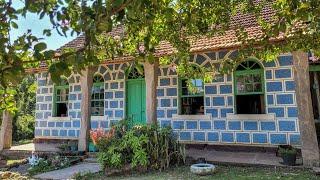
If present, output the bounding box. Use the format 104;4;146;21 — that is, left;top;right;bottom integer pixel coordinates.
126;79;146;126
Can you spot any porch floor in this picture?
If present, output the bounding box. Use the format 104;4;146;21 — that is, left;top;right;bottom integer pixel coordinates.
186;148;303;167
8;143;60;152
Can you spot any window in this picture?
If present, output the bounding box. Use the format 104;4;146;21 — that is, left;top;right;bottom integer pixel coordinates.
234;60;265;114
91;74;104;116
179;79;204;115
54;78;69;117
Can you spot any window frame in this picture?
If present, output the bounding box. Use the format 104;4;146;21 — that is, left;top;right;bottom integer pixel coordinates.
91;74;105;116
233;60;265;114
178;78;205;115
53;81;69;117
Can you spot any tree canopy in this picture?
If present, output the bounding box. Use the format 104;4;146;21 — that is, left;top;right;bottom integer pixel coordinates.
1;0;320;112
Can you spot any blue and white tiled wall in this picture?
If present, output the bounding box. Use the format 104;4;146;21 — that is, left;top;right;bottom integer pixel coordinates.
35;63;129;139
157;51;301;146
35;51;300;146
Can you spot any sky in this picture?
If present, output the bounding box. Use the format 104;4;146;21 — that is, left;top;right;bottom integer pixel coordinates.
10;1;76;50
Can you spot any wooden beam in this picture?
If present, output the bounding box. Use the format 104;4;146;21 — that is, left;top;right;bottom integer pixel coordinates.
292;51;320;167
78;67;95;152
144;60;159;124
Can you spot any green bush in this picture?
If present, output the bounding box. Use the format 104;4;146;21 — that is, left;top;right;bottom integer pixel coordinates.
28;155;71;176
15;115;35;141
96;120;185;171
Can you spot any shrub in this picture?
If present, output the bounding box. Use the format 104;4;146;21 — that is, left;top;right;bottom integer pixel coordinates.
278;145;297;156
14;115;35;141
95;120;185;171
27;155;71;176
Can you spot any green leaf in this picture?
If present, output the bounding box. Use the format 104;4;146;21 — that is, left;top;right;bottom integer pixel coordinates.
11;21;18;29
34;42;47;52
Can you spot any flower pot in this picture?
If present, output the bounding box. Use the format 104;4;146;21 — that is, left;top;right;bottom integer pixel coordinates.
282;153;296;166
89;142;98;152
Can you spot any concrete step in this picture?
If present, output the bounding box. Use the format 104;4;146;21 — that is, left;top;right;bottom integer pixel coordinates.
83;157;98;163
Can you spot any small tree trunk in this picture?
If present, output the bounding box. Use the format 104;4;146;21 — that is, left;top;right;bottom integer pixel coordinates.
0;111;13;150
144;59;159;125
292;51;320;167
78;67;95;152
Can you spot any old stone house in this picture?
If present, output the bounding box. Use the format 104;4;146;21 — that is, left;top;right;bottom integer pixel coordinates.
29;7;320;166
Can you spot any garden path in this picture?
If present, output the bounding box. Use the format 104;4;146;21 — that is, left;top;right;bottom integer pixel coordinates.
33;162;101;179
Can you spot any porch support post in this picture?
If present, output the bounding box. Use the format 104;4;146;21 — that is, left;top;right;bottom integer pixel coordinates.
0;111;13;150
144;59;159;125
78;67;94;152
292;51;320;167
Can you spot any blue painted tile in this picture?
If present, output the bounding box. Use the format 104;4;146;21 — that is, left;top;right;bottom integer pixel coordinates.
173;121;184;130
91;121;99;129
261;122;276;131
205;86;217;94
38;80;47;86
285;81;295;91
73;121;80;128
206;109;218;118
36;112;43;119
221;108;233;117
289;134;301;145
68;130;76;137
252;133;268;143
266;82;282;92
48;122;55;127
52;130;58;136
74;85;81;92
278;56;293;66
288;107;298;117
194;132;205;141
105;110;113;117
200;121;211;130
270;134;287;144
157;89;164;97
275;69;291;78
276;94;294;105
227;74;232;82
161;120;171;128
74;102;81;109
180;132;191;141
220;85;232;94
56;122;63;127
35;129;42;136
263;61;276;67
110;82;118;89
105;92;113;99
214;121;226;130
100;121;108;128
207;132;219;142
244;121;258;131
227;96;233;106
205;97;210;106
64;122;71;128
110;101;118;108
266;70;272;79
160;78;170;86
115;110;123;118
160;99;171;107
69;94;77;101
115;91;124;98
186;121;198;129
167;88;177;96
279;121;296;131
236;133;250;143
228;121;241;130
173;99;177;107
268;108;285;117
157;110;165;118
167;109;177;118
60;130;68;136
212;97;225;106
221;132;234;142
267;95;274;105
43;130;50;136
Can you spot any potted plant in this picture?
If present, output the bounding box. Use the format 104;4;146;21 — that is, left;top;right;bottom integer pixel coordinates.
278;145;297;166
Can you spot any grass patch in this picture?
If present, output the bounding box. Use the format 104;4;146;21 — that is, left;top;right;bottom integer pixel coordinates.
6;159;26;166
75;165;318;180
12;139;33;146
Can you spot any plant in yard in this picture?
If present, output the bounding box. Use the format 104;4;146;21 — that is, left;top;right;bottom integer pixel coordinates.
96;119;185;175
278;145;297;166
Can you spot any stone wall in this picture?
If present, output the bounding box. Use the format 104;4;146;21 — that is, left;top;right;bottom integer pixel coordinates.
35;51;300;146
